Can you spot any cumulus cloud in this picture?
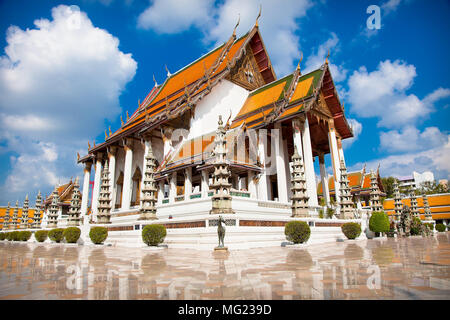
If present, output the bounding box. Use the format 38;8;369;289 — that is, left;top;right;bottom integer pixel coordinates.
342;118;363;149
137;0;215;33
348;135;450;180
304;32;347;82
380;126;448;153
0;5;137;204
346;59;449;128
137;0;313;77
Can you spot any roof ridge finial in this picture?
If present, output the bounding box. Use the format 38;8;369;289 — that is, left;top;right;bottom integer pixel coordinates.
165;64;171;77
296;52;303;73
255;4;262;27
153;74;158;87
325;48;330;64
120;115;124;126
126;110;130;121
233;13;240;37
109;126;112;137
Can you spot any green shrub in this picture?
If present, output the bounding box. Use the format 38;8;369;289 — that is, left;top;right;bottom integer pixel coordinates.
19;231;32;241
436;224;446;232
318;209;324;219
11;231;20;241
410;217;422;236
63;227;81;244
0;233;6;240
326;207;334;219
142;224;167;246
89;227;108;245
6;232;14;241
369;211;390;234
341;222;362;240
424;223;434;231
285;221;311;244
48;228;65;243
35;230;48;242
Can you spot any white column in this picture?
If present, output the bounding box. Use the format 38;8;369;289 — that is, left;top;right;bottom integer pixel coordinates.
169;172;177;203
108;146;117;210
91;154;102;222
337;137;346;167
158;180;165;204
301;116;318;207
184;167;192;200
328;121;341;204
257;129;270;201
141;139;150;202
274;122;288;202
80;162;92;222
201;170;209;198
319;153;330;205
248;171;257;198
121;140;133;211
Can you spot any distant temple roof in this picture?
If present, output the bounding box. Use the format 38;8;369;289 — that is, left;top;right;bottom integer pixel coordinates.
317;166;385;196
43;179;79;206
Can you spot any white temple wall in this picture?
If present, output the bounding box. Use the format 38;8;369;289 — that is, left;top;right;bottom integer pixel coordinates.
151;136;164;165
187;79;249;140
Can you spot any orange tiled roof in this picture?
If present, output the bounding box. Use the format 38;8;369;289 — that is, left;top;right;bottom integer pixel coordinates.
231;68;323;130
317;171;364;194
384;193;450;213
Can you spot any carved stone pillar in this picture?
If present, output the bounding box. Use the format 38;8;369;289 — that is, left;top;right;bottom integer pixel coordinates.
121;140;133;211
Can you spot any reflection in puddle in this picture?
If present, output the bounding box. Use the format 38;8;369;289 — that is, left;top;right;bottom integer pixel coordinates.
0;233;449;299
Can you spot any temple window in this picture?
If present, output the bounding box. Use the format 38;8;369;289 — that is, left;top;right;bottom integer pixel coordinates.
115;171;123;209
131;167;142;207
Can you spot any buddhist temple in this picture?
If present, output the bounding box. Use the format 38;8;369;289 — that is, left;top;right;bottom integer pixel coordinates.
71;18;364;249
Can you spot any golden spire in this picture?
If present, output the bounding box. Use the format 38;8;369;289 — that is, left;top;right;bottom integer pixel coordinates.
105;130;108;141
93;140;96;147
126;110;130;121
255;4;262;27
109;126;112;136
120;115;124;126
77;152;80;161
88;141;91;150
325;49;330;64
138;99;140;107
296;52;303;73
233;14;240;37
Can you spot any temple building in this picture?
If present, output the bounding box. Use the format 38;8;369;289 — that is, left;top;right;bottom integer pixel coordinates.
71;18;361;248
0;201;38;230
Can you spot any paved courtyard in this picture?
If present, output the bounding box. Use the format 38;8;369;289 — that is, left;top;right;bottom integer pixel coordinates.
0;234;449;300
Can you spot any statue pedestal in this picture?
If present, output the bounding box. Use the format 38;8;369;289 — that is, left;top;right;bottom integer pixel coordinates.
214;246;228;251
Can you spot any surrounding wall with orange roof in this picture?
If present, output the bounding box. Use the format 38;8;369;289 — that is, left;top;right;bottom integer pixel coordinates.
383;193;450;220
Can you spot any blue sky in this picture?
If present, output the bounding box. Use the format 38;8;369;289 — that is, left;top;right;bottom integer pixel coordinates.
0;0;449;205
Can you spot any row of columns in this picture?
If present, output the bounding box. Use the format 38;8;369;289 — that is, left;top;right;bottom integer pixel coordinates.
80;113;344;220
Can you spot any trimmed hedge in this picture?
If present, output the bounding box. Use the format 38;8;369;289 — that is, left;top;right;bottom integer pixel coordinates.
369;211;390;234
0;233;6;240
285;221;311;244
63;227;81;244
89;227;108;245
341;222;362;240
48;228;65;243
11;231;20;241
436;224;446;232
19;231;32;241
142;224;167;246
35;230;48;242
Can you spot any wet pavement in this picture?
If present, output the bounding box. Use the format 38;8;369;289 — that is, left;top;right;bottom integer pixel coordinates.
0;234;449;300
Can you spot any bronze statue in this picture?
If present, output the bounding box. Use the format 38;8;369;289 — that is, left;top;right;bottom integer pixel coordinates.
217;215;226;248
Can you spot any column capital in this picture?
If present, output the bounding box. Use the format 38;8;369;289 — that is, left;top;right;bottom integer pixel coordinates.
123;138;134;152
84;162;93;172
328;119;335;131
94;152;103;162
108;145;118;157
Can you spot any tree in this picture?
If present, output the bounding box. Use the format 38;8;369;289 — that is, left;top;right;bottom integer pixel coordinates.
381;177;396;198
416;181;446;195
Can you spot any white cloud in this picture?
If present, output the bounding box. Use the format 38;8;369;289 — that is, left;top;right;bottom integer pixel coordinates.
304;32;347;82
346;59;449;128
348;135;450;180
137;0;313;77
342;118;362;149
380;126;448;153
0;5;137;203
137;0;214;33
381;0;403;16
